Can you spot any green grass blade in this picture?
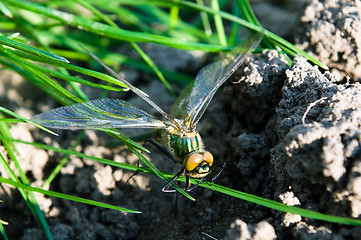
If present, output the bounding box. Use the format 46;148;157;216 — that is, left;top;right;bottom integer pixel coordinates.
7;47;126;92
75;1;176;96
19;60;123;92
86;51;194;87
210;0;227;46
0;118;24;123
0;137;141;172
169;5;179;29
34;65;123;92
98;129;149;153
0;1;12;18
0;34;68;63
3;0;227;52
130;146;195;201
0;176;140;213
106;132;195;200
0;216;9;240
0;56;73;106
73;0;118;28
196;0;212;36
136;5;212;42
4;136;195;201
52;60;128;90
130;42;175;97
0;46;83;104
0;128;53;239
0;106;57;136
169;0;328;69
237;0;260;26
42;131;86;189
199;181;361;226
8;135;361;222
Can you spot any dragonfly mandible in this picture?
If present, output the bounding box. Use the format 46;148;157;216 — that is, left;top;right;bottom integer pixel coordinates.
31;33;262;192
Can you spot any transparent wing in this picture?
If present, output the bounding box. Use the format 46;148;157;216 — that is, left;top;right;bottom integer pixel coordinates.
31;98;167;130
82;46;183;132
171;33;263;131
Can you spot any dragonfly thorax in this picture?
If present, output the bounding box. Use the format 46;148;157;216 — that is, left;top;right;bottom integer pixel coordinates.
164;126;203;161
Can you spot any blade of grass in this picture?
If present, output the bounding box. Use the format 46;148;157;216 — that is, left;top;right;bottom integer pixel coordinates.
228;1;241;46
107;132;195;200
0;118;24;123
199;182;361;226
0;137;143;172
3;136;195;200
10;135;361;222
73;0;118;27
0;1;12;18
86;4;151;32
210;0;227;46
28;64;123;92
0;176;140;213
134;5;215;43
169;5;179;29
236;0;291;63
154;171;361;226
166;0;328;69
75;0;176;96
0;217;9;240
87;50;194;87
237;0;260;26
16;52;128;90
3;0;228;52
97;129;149;153
7;49;125;92
0;126;53;239
130;42;176;97
0;34;68;63
196;0;212;36
0;56;73;106
8;15;88;101
0;45;83;104
0;106;57;136
82;0;327;69
42;130;86;189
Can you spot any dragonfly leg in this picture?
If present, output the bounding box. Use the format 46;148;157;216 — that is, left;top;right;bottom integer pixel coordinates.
162;169;183;192
186;176;206;192
144;139;188;193
125;160;141;184
145;139;175;162
194;162;226;190
126;139;152;183
211;162;226;183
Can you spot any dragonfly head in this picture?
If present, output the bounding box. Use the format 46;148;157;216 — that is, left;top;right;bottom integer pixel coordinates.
184;151;213;178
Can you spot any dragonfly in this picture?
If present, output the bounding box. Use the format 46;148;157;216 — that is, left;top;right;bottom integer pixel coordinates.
31;33;262;192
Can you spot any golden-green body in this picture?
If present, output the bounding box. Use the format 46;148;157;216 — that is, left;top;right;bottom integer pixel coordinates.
162;126;204;165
